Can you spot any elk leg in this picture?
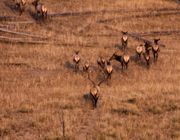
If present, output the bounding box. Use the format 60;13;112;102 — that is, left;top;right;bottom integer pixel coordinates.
16;3;20;9
109;74;111;80
137;53;140;59
75;64;78;72
153;52;156;62
94;99;97;108
19;7;24;16
45;11;48;18
121;62;124;70
156;53;158;61
147;60;150;67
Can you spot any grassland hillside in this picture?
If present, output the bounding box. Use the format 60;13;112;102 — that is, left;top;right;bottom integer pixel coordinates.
0;0;180;140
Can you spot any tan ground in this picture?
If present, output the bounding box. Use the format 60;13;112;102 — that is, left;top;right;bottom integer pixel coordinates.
0;0;180;140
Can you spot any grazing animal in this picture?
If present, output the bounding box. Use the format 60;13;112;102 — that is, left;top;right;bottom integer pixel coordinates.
152;39;160;62
143;51;150;67
109;52;124;69
87;72;106;107
121;31;128;51
143;41;152;67
73;51;80;72
136;44;143;59
97;56;106;71
122;53;130;69
83;61;90;72
13;0;26;15
32;0;48;18
144;41;152;54
104;60;113;80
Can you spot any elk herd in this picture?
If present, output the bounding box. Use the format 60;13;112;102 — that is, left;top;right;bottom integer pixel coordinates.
12;0;47;18
73;32;162;108
11;0;163;108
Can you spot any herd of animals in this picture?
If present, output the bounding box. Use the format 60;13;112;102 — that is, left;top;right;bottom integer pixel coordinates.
12;0;47;18
73;31;162;108
12;0;163;108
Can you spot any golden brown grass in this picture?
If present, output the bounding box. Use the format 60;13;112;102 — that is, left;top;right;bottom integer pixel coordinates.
0;0;180;139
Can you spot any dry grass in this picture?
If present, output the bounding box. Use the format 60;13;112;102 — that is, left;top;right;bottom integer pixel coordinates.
0;0;180;140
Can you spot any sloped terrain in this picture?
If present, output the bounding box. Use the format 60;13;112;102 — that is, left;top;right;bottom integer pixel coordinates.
0;0;180;140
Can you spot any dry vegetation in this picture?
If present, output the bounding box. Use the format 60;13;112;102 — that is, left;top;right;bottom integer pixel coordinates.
0;0;180;140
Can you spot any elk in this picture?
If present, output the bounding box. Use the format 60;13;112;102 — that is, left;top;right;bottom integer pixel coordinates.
104;60;113;80
13;0;26;15
143;51;150;67
32;0;48;18
122;53;130;69
73;51;80;72
121;31;128;51
87;71;106;107
83;61;90;72
142;41;152;67
152;39;160;62
136;44;143;59
144;41;152;54
109;52;123;69
97;56;106;71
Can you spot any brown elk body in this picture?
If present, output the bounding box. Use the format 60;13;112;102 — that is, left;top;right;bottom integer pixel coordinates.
83;61;90;72
143;41;152;67
32;0;48;18
88;72;106;108
122;54;130;69
13;0;26;15
73;51;80;72
104;61;113;80
152;39;160;61
121;31;128;51
97;57;106;71
109;52;124;70
136;44;143;58
143;51;150;67
144;41;152;54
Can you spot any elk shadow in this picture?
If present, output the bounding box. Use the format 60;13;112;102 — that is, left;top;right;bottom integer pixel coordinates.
113;64;122;72
64;61;74;71
133;55;151;69
114;43;133;52
114;43;123;50
83;93;95;108
3;1;18;12
175;0;180;4
83;93;92;101
28;10;42;21
96;70;106;82
123;98;137;104
130;54;138;62
28;9;49;24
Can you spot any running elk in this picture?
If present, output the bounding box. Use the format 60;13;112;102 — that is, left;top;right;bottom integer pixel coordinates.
32;0;48;19
152;39;160;62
